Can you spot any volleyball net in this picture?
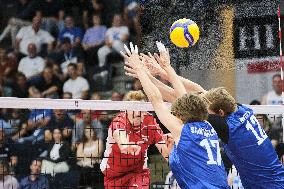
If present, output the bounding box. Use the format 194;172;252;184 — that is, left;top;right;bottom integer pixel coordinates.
0;97;283;189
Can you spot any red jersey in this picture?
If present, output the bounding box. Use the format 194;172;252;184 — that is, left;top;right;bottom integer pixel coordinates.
100;112;164;174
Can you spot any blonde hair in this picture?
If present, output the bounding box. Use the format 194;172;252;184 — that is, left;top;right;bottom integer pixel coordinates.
204;87;237;115
171;93;208;123
123;90;147;101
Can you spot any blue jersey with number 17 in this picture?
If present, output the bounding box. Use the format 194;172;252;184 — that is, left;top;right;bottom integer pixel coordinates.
224;105;284;189
169;121;229;189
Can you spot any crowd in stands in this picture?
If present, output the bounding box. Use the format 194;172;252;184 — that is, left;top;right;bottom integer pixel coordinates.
0;1;284;189
0;0;142;188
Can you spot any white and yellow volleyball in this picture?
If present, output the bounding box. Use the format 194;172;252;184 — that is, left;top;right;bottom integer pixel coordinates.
170;18;200;48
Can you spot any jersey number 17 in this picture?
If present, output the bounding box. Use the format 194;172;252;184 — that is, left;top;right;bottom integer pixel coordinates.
200;139;222;166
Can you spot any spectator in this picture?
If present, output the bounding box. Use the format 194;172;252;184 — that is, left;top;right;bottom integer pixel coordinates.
0;0;34;47
7;109;28;140
250;100;261;105
72;110;104;147
0;109;21;137
15;15;55;57
262;74;283;105
261;74;283;140
18;108;52;145
63;63;89;99
81;0;103;30
101;0;123;27
111;91;123;101
123;0;141;45
50;38;85;77
91;92;102;100
0;160;19;189
97;14;129;67
0;49;17;80
18;43;46;79
0;76;14;97
19;159;49;189
41;128;73;177
34;0;64;34
82;14;107;66
58;16;83;47
12;73;29;98
90;92;106;121
28;66;62;98
77;126;104;188
44;109;73;142
0;128;17;163
61;92;80;120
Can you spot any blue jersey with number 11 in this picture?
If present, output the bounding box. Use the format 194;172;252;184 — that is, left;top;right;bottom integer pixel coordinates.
224;105;284;189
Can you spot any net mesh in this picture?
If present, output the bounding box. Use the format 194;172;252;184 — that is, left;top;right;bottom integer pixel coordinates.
0;97;283;189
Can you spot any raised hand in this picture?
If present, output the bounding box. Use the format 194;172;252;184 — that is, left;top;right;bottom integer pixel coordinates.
121;42;143;71
140;52;167;77
154;49;171;69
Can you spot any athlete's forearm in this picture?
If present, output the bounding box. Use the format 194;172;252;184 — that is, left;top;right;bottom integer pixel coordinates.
137;69;164;104
149;75;176;103
159;71;206;93
179;76;206;93
164;66;187;98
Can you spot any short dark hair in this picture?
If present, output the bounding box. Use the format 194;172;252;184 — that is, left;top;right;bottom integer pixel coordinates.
62;37;71;44
30;158;42;166
250;100;261;105
68;63;77;70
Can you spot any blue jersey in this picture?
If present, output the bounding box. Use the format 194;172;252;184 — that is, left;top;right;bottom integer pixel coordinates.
169;121;229;189
224;105;284;189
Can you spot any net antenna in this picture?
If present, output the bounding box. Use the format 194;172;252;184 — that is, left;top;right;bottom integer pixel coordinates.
278;4;284;142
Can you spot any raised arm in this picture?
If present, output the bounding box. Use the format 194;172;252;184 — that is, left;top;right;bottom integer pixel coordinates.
149;75;176;103
154;50;186;98
121;46;183;142
179;76;207;93
145;42;206;93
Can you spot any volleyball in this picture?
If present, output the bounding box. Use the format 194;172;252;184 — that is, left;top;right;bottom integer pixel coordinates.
170;18;200;48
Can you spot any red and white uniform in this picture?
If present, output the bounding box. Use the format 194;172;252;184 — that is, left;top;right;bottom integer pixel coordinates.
101;112;165;189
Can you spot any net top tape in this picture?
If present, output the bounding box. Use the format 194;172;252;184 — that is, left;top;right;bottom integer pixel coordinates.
0;97;282;114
